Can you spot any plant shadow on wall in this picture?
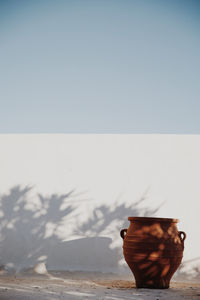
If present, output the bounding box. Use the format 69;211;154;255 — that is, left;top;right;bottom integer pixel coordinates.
0;185;77;271
0;185;161;273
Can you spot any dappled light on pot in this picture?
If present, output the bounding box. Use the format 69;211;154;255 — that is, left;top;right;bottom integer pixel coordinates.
120;217;186;289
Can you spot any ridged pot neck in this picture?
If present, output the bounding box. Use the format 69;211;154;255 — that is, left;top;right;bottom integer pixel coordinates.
128;217;179;223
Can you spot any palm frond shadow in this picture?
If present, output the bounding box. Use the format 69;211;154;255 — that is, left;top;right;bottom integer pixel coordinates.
0;185;76;271
75;196;160;237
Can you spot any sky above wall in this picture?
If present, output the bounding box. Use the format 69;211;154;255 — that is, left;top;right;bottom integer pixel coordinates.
0;0;199;133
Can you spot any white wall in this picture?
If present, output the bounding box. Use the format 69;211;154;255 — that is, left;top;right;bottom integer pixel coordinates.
0;134;199;276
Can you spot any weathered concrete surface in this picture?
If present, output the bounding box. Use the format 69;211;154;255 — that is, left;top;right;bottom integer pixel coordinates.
0;272;200;300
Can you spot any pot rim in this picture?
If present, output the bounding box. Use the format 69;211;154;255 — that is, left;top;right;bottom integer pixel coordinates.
128;216;179;223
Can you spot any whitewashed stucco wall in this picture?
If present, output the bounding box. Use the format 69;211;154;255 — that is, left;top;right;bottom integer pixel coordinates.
0;134;199;276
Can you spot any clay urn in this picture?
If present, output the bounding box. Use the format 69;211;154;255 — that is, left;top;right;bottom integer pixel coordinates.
120;217;186;289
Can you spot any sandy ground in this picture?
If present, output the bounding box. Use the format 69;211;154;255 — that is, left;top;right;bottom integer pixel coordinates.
0;271;199;300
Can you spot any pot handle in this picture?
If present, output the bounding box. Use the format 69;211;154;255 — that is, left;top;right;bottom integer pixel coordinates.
120;229;127;240
179;231;186;243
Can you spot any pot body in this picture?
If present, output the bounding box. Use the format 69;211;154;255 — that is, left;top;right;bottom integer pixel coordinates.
120;217;186;289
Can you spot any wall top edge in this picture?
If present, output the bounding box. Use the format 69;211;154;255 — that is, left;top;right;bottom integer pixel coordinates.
0;133;200;136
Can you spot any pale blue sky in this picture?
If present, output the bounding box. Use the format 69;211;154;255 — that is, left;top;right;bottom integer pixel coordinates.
0;0;199;133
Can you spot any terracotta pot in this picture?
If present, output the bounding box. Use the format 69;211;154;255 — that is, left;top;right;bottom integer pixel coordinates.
120;217;186;289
